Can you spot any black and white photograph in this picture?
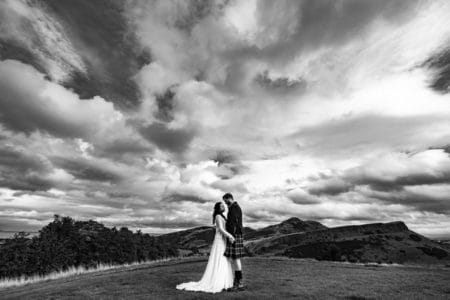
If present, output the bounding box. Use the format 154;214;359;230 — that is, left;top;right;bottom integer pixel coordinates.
0;0;449;299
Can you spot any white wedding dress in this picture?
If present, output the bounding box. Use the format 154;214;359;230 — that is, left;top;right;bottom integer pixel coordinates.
176;215;234;293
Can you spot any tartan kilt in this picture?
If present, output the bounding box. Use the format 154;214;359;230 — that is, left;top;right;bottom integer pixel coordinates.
224;234;245;259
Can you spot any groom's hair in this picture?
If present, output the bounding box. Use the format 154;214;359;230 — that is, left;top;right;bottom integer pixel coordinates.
222;193;233;200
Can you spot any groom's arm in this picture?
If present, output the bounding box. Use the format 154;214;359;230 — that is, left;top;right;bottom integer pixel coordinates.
236;205;243;234
229;206;238;236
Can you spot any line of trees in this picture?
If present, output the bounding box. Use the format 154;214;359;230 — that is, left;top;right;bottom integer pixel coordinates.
0;215;178;279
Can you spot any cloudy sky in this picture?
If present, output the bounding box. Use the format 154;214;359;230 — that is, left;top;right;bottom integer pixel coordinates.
1;0;450;238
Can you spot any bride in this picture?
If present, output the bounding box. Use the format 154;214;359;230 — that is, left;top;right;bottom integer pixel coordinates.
176;202;235;293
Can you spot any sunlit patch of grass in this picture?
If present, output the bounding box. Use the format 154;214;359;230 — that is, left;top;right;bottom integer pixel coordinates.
0;257;175;289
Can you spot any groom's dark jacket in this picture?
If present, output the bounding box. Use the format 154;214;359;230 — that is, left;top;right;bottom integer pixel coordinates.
226;202;243;237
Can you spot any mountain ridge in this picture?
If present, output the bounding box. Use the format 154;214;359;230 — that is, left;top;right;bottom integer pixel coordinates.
158;217;450;264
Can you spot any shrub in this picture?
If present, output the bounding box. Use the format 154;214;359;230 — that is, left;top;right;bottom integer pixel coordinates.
0;215;178;279
417;247;448;259
409;234;422;242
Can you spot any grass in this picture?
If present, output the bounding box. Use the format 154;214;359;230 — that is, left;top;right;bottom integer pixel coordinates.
0;258;174;289
0;257;449;299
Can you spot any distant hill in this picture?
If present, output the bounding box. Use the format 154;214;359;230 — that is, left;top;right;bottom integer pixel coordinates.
247;221;450;264
159;218;450;264
157;217;326;255
156;226;214;255
0;231;39;239
157;226;256;255
245;217;327;241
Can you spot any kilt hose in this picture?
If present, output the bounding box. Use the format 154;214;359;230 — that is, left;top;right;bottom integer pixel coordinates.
224;234;245;259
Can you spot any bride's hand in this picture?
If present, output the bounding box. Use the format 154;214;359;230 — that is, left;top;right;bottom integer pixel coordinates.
229;236;235;243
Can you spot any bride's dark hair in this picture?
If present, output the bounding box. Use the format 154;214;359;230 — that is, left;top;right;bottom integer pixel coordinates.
212;202;226;224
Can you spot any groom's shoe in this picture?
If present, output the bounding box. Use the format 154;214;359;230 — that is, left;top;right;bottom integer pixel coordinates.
230;279;245;291
236;281;245;291
232;270;244;291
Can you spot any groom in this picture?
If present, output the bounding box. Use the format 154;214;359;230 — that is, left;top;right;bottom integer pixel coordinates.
223;193;245;290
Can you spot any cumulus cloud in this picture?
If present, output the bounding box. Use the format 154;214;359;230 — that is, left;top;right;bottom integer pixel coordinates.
1;0;450;238
307;178;353;196
0;60;124;139
254;70;307;94
305;150;450;213
139;123;196;154
51;156;123;183
287;188;321;204
291;113;450;157
0;143;73;192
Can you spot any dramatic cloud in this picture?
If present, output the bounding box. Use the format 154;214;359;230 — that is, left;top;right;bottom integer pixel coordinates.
0;0;86;81
0;143;72;192
254;70;307;95
229;0;419;63
291;114;450;157
0;0;149;108
51;156;123;183
139;123;196;154
1;0;450;238
0;60;124;139
426;47;450;93
305;149;450;213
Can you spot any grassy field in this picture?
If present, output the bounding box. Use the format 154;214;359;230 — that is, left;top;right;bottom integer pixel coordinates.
0;257;449;299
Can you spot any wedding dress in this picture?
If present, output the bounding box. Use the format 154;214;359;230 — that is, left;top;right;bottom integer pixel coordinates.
176;215;234;293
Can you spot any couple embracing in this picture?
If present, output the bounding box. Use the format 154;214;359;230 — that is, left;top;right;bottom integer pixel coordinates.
176;193;245;293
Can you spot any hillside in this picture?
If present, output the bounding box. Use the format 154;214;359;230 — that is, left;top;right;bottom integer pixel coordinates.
160;218;450;265
244;217;327;241
156;217;321;255
247;221;449;264
156;226;215;255
157;226;256;255
1;257;449;299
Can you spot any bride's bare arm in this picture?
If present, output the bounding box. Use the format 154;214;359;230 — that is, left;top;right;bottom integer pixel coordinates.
216;216;235;242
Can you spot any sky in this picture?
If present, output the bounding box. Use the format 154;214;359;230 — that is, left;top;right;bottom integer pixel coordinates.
0;0;450;238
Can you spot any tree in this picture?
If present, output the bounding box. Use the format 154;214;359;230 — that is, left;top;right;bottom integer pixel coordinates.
0;216;178;279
